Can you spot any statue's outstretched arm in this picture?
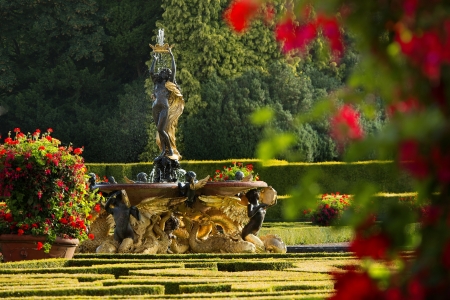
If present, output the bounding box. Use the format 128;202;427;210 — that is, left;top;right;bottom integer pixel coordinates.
247;203;268;218
149;53;158;77
105;196;114;215
169;48;176;82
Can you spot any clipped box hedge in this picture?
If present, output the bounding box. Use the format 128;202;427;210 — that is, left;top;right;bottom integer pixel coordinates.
86;160;414;196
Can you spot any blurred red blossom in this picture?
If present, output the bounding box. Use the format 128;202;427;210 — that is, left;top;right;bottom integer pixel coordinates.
431;146;450;183
403;0;418;17
317;14;343;54
330;268;383;300
395;24;449;81
350;231;391;260
275;18;318;53
224;0;261;32
399;139;429;179
386;97;420;116
330;104;364;145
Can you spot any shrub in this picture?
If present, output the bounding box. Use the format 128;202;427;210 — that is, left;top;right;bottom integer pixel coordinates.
304;193;352;226
210;161;259;181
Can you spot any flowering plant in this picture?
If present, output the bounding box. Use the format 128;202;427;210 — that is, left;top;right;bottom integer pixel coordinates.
211;161;259;181
0;128;102;252
225;1;450;297
303;192;352;226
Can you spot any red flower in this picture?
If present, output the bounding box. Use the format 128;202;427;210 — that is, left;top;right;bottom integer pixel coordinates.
330;104;364;145
275;18;318;53
330;268;382;300
386;97;420;116
94;203;101;213
395;26;445;81
88;233;95;240
13;128;20;133
403;0;418;17
17;229;24;236
349;231;390;260
317;14;343;54
47;128;53;133
399;139;429;179
73;148;83;155
36;242;43;250
4;213;13;222
223;0;261;33
59;217;68;224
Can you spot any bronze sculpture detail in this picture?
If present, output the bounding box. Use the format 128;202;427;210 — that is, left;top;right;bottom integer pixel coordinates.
105;191;141;244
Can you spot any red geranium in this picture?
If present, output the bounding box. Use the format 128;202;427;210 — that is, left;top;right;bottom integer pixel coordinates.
0;128;104;252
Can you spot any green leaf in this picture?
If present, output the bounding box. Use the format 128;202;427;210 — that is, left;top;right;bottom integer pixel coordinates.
250;107;274;126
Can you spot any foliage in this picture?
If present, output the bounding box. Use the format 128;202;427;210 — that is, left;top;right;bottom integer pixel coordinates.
0;129;103;252
182;59;351;161
225;0;450;298
211;161;259;181
0;0;161;163
303;193;352;226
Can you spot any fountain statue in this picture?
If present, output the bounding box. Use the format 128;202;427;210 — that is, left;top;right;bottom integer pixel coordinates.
81;30;286;254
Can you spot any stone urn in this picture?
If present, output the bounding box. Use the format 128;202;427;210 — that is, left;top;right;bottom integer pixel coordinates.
0;234;79;262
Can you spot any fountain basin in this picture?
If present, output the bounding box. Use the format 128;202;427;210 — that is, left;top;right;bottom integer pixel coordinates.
92;181;268;206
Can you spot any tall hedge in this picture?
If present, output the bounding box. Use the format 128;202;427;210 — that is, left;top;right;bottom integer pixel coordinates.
87;160;413;196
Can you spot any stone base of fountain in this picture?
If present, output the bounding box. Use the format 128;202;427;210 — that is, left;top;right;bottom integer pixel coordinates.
79;181;286;254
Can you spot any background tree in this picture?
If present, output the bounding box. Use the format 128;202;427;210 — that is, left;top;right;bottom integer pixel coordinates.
144;0;364;161
0;0;162;162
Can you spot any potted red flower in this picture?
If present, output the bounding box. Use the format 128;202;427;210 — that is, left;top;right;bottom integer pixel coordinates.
0;128;102;261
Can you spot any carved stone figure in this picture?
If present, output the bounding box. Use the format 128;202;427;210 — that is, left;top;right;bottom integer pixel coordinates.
241;189;268;240
124;172;149;184
260;234;287;253
153;156;181;183
188;220;255;253
178;171;210;207
88;173;97;189
105;191;141;244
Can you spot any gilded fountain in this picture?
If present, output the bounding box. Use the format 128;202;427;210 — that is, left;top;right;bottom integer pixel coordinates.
79;30;286;255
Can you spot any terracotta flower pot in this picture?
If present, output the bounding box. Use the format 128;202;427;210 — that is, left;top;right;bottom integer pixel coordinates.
0;234;79;262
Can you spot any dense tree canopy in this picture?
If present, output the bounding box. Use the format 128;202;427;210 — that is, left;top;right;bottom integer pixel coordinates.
0;0;162;162
0;0;381;162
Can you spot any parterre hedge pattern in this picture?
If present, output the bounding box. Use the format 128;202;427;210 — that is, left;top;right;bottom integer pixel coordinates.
0;253;358;299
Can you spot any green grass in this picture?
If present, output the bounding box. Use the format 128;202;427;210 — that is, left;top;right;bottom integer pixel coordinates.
260;222;353;245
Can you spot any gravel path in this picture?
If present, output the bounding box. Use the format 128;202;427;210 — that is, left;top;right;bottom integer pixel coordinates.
287;242;350;253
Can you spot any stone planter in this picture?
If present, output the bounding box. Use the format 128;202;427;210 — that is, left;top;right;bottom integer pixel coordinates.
0;234;79;262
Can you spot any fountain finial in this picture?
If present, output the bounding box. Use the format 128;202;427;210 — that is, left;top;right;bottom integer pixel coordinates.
150;28;172;53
